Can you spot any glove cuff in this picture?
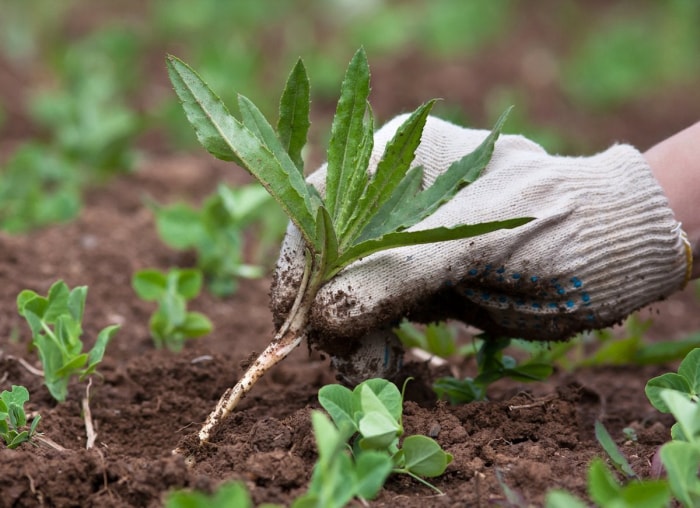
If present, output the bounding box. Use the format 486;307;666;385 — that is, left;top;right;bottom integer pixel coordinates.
465;142;692;340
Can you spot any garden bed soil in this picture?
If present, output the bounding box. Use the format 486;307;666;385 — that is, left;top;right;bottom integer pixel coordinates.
0;154;698;507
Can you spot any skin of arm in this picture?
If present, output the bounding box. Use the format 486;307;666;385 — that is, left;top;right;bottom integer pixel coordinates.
644;121;700;279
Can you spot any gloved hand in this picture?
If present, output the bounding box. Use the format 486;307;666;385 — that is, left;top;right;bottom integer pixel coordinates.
271;115;692;355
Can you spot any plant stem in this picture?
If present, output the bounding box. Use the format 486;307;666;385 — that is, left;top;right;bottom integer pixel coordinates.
83;378;97;449
197;256;319;444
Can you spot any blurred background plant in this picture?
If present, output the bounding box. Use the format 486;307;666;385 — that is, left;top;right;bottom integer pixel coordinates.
0;0;698;287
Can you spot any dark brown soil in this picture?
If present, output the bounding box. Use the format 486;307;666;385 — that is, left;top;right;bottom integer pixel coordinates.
0;151;698;507
2;2;700;507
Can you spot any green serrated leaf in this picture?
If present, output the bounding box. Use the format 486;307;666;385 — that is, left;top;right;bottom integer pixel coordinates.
166;55;317;248
238;94;304;192
328;218;533;280
359;107;511;242
277;58;310;173
334;106;375;237
341;100;436;247
325;48;371;223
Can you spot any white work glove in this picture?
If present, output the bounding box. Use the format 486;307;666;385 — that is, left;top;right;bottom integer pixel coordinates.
271;115;692;354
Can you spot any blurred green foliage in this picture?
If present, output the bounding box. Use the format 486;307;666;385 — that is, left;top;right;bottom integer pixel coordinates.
1;0;698;233
562;0;700;108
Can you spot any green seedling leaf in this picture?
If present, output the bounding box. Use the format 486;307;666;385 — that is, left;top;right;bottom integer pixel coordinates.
660;389;700;443
133;268;213;352
647;342;700;404
357;383;401;450
588;458;621;506
678;348;700;395
16;281;117;402
318;384;358;434
594;420;637;478
166;481;254;508
181;313;214;338
396;320;459;358
151;183;286;297
84;324;121;377
132;269;168;301
354;451;393;500
502;363;554;382
0;385;41;449
660;441;700;508
354;378;403;422
277;58;310;173
55;353;89;377
634;333;700;365
433;376;486;404
174;269;203;300
646;373;692;413
400;434;453;477
545;490;589;508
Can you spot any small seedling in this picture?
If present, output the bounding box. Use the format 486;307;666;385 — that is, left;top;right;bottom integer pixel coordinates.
394;320;459;358
645;347;700;417
151;183;286;296
294;410;393;508
318;378;453;494
0;385;41;449
645;348;700;507
0;143;82;234
168;48;532;443
165;481;282;508
16;280;119;402
132;268;213;351
433;335;552;404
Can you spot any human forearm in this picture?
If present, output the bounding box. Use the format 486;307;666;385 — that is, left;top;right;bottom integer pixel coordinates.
644;121;700;279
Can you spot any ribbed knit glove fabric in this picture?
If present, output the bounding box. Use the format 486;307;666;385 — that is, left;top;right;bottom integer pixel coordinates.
271;115;692;345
